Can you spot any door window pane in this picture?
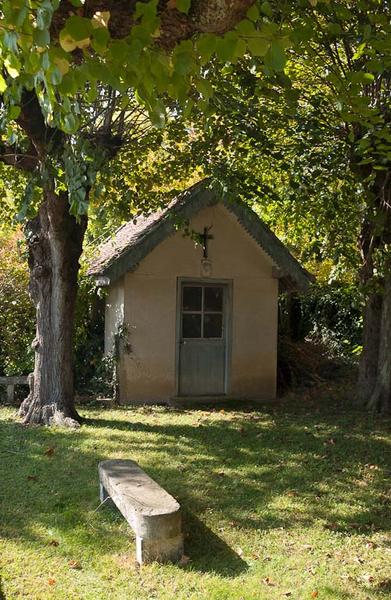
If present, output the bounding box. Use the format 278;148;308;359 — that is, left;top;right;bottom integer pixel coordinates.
204;313;223;338
182;314;202;338
204;286;223;312
183;286;202;311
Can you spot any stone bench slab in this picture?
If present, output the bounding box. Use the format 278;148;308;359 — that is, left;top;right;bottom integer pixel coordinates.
98;459;184;564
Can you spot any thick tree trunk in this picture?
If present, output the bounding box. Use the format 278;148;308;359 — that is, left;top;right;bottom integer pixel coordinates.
19;186;87;426
356;172;391;412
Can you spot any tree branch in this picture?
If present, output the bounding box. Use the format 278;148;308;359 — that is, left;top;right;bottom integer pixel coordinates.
51;0;255;49
0;142;39;172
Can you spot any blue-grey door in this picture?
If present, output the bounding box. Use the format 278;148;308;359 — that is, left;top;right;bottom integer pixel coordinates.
178;283;228;396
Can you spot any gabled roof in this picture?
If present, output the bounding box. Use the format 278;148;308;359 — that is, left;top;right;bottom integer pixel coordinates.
88;180;313;292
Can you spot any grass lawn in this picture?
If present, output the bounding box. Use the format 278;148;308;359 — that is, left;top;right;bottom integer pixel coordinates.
0;389;390;599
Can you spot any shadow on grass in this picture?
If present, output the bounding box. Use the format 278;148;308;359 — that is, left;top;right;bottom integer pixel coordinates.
0;401;390;577
87;410;391;536
372;579;391;596
183;510;248;576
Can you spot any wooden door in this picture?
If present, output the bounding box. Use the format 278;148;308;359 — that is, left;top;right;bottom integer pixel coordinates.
178;282;228;396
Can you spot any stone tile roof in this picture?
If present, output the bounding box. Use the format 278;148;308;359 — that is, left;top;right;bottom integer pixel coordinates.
88;182;203;278
88;180;314;292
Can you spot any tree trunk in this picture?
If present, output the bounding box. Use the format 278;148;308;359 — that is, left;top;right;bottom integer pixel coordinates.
366;266;391;412
356;172;391;412
357;290;382;405
19;185;87;426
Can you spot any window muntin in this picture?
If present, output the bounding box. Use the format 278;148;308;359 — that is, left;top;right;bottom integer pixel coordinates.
181;285;224;339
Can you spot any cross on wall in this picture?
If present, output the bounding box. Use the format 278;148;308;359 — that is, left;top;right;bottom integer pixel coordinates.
200;226;214;259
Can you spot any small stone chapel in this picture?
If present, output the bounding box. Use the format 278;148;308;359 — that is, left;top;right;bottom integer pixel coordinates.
88;181;312;404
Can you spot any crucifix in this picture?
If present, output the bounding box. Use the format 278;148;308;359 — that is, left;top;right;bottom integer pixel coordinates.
199;226;214;259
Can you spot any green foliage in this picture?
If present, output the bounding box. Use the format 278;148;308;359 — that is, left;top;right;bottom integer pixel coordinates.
280;284;363;359
0;229;34;375
73;272;114;397
0;0;288;144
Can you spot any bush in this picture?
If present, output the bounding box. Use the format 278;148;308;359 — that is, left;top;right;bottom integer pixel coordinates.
73;275;114;397
0;230;35;376
277;284;362;392
280;283;363;357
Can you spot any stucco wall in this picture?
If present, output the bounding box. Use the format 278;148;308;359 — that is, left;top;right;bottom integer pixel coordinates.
110;203;278;403
104;277;125;355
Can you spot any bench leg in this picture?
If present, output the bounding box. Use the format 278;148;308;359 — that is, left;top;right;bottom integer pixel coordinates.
99;482;116;509
6;385;14;404
136;534;184;565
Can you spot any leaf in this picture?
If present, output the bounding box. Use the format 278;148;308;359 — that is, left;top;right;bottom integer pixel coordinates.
54;57;70;75
268;41;287;71
0;74;6;93
59;30;77;52
197;34;216;63
327;23;342;36
4;58;20;79
49;539;59;546
44;446;55;457
247;36;269;57
68;560;82;569
247;4;260;21
48;578;56;586
65;16;93;42
176;0;191;13
261;577;275;586
216;33;238;62
260;1;273;17
27;475;38;481
311;592;319;598
195;78;213;100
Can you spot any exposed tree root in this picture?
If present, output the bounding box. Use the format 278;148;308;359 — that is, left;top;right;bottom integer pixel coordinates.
19;395;81;428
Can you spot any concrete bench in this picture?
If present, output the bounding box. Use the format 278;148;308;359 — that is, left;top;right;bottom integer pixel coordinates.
0;376;28;404
98;459;184;564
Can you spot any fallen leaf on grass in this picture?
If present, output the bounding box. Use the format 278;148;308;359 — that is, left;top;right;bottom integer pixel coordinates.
48;578;56;586
48;540;59;547
44;446;55;457
27;475;38;481
324;438;336;446
68;560;82;570
178;555;191;566
282;592;292;597
261;577;275;586
311;592;319;598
